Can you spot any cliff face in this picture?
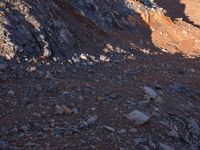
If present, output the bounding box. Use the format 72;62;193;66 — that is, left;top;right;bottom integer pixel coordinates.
0;0;140;59
1;0;200;60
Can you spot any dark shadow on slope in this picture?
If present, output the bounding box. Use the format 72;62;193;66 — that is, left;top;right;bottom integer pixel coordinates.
155;0;200;28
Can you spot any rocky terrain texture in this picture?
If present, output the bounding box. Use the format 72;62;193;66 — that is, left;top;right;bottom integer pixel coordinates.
0;0;200;149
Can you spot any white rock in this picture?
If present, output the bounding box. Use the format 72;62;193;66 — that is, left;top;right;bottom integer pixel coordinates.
126;110;150;125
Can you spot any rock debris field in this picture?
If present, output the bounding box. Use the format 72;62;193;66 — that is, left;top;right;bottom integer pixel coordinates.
0;0;200;149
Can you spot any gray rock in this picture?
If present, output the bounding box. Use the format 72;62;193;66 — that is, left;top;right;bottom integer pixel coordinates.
7;90;15;96
134;137;147;145
168;128;179;138
79;115;98;129
143;86;157;99
55;105;64;115
0;140;8;149
171;83;188;93
159;143;175;150
143;86;164;103
103;125;115;132
0;63;6;70
86;115;98;125
186;117;200;137
72;108;79;114
126;110;150;125
0;140;21;150
20;125;28;132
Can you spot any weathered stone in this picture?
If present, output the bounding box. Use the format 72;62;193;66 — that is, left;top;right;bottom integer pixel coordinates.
126;110;150;125
103;125;115;132
159;143;175;150
0;63;6;70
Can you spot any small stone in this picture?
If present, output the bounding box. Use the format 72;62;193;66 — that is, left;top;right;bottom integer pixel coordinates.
72;108;79;114
159;143;174;150
130;128;137;133
55;105;72;115
50;119;55;127
25;142;39;148
80;53;88;60
55;105;63;115
0;63;6;70
0;140;8;149
186;117;200;136
26;66;36;72
86;115;98;126
21;125;28;132
171;83;187;93
118;129;126;134
103;125;115;132
63;106;72;115
21;97;31;105
168;128;179;138
143;86;164;103
126;110;150;125
11;127;18;133
45;71;53;79
134;137;147;145
100;55;110;62
7;90;15;96
143;86;158;99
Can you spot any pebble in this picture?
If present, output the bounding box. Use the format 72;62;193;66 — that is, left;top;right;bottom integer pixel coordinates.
159;143;175;150
21;125;28;132
7;90;15;96
143;86;158;99
72;108;79;114
103;125;115;132
143;86;164;103
63;106;72;115
126;110;150;125
55;105;63;114
26;66;36;72
55;105;72;115
186;117;200;137
171;83;187;93
0;63;6;70
86;115;98;125
129;128;137;133
168;128;179;138
118;129;127;134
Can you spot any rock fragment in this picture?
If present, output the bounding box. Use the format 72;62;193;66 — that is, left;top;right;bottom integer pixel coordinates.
103;125;115;132
159;143;175;150
0;63;6;70
143;86;164;103
55;105;72;115
126;110;150;125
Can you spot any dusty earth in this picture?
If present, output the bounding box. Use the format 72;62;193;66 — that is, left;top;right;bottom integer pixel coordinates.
0;0;200;150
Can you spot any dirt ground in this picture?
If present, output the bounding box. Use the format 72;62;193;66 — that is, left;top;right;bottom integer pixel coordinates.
0;0;200;150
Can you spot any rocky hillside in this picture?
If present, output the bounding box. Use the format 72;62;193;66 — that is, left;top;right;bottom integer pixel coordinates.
0;0;200;150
